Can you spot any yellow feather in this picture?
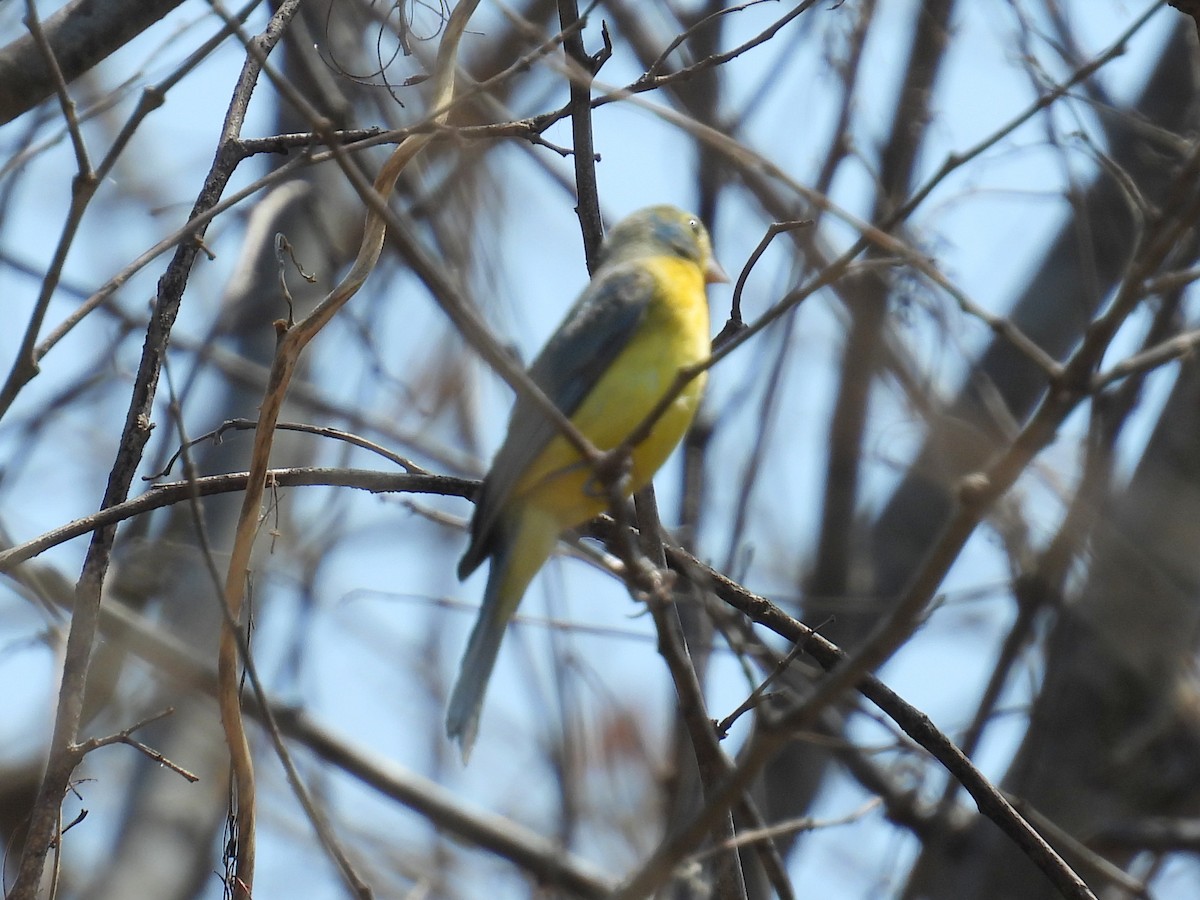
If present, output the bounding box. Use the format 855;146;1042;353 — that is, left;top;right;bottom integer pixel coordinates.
446;206;724;759
513;255;710;525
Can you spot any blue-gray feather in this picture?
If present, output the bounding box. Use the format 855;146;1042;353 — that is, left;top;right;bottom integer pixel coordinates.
446;537;514;758
458;265;654;580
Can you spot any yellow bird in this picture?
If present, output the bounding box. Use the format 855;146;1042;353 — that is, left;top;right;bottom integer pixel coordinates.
448;205;728;758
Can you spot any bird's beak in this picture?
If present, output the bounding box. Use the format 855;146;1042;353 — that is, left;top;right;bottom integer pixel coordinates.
705;258;731;284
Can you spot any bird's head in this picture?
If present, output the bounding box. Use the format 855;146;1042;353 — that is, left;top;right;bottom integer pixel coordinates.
600;205;729;284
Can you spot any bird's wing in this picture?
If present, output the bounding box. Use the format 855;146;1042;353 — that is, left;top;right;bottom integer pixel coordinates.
458;263;657;578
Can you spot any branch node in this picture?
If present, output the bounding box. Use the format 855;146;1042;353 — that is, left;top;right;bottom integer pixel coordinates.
955;472;992;508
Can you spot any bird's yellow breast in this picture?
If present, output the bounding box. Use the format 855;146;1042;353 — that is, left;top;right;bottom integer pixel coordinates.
514;255;711;526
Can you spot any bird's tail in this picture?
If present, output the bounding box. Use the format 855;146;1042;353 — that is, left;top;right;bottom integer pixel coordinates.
446;508;558;762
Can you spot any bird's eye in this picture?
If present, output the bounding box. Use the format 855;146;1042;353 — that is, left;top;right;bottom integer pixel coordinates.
688;218;700;234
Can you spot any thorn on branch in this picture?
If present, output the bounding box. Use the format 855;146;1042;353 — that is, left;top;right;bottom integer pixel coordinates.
591;21;614;72
56;808;88;844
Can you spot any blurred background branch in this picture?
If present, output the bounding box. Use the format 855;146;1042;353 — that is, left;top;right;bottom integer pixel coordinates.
1;1;1198;898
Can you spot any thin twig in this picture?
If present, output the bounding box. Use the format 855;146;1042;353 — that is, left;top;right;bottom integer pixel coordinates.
630;489;749;900
714;640;806;740
0;468;474;573
557;0;608;269
163;355;375;898
1092;326;1200;388
4;3;305;895
689;798;883;861
204;2;482;894
12;562;615;898
609;542;1099;900
147;417;428;480
0;3;99;421
22;0;91;173
74;708;199;783
714;219;809;349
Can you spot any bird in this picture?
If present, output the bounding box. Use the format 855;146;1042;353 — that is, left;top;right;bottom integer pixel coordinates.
447;204;728;760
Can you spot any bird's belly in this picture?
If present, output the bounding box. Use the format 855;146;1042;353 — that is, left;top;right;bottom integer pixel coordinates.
514;307;708;528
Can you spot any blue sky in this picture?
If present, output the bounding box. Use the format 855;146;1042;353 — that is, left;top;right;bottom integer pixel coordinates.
0;1;1188;896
